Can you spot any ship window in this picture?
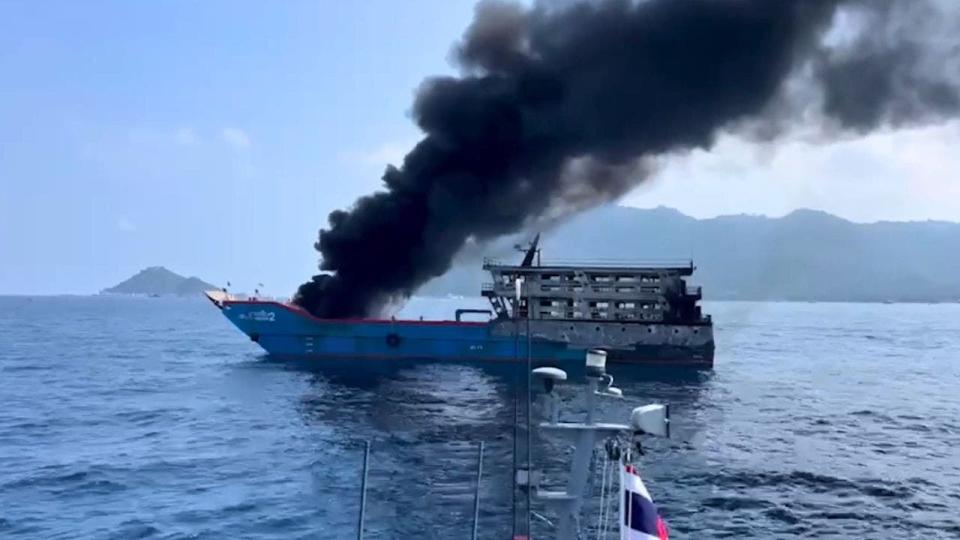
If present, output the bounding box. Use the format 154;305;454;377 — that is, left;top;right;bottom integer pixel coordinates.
673;329;679;334
694;329;699;334
569;325;574;330
621;327;626;332
647;326;653;333
595;326;601;331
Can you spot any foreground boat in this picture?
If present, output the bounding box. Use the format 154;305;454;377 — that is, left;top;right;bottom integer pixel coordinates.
208;239;714;368
348;349;673;539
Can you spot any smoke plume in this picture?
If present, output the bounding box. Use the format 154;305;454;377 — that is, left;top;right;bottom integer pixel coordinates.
295;0;960;318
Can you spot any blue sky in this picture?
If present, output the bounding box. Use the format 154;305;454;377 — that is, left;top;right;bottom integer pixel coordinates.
0;1;477;294
2;1;958;295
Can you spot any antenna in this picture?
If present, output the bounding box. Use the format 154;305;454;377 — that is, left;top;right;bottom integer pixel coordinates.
519;233;541;267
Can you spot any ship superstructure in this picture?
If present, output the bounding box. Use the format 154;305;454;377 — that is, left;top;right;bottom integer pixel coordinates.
480;236;714;365
484;258;706;324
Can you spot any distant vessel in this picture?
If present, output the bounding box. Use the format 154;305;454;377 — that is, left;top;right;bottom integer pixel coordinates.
207;237;714;368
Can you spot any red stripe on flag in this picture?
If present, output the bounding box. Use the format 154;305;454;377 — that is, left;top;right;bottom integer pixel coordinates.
657;516;670;540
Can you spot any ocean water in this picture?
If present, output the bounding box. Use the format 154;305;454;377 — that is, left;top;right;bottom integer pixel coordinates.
0;296;958;539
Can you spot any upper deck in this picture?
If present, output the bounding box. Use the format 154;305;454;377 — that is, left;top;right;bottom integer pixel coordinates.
482;255;708;324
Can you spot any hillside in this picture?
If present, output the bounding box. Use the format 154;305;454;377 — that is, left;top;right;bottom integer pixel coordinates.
422;206;960;303
102;267;217;296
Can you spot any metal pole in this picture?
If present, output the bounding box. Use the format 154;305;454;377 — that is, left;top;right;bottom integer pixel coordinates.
356;440;370;540
525;301;532;536
586;378;597;425
471;441;485;540
511;298;519;538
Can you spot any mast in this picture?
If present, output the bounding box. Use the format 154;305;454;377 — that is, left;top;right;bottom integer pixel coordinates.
522;350;671;539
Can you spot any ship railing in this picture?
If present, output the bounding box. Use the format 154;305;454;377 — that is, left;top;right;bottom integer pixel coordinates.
484;257;694;269
685;286;702;296
539;258;693;269
355;440;486;539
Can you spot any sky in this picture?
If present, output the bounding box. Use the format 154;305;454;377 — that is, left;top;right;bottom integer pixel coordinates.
1;0;958;295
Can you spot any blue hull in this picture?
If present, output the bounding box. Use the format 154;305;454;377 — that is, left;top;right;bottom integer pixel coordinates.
212;297;712;368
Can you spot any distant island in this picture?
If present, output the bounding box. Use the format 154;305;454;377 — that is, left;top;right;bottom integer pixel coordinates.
102;266;217;297
422;205;960;304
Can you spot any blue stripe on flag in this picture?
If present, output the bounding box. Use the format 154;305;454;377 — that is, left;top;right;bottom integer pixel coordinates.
623;490;660;535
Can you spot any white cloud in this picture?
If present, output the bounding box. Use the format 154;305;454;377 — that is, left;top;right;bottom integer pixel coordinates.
116;217;137;232
175;127;199;146
221;127;252;150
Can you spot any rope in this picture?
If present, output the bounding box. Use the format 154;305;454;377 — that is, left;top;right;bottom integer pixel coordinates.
601;458;617;538
595;451;609;540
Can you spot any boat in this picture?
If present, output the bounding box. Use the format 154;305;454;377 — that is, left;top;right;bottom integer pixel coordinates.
206;237;714;368
349;349;674;539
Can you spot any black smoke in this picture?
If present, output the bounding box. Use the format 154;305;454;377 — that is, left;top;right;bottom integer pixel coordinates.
295;0;960;318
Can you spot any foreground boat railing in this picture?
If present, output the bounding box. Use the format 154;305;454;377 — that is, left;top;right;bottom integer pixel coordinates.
472;441;485;540
356;440;370;540
354;439;487;540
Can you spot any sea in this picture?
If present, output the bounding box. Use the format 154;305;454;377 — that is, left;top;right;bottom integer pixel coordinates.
0;295;958;539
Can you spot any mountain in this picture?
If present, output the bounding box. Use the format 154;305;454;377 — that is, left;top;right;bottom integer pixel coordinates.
422;206;960;303
102;267;217;296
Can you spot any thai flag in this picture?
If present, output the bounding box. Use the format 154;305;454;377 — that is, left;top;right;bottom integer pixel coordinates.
620;464;669;540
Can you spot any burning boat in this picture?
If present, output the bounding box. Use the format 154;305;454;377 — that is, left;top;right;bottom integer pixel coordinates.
207;238;714;368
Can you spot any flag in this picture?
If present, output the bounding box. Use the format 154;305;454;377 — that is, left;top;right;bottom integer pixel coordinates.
620;464;669;540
